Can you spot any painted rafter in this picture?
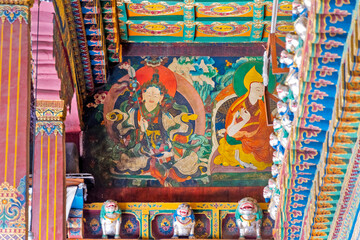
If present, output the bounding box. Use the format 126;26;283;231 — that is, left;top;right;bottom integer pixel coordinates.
272;0;360;239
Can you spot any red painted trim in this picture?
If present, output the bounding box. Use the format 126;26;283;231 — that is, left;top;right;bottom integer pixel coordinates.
87;186;266;203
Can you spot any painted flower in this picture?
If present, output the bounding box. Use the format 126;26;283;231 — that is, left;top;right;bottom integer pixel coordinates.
94;92;108;105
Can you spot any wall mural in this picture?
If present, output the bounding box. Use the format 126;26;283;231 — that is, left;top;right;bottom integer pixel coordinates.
83;56;280;188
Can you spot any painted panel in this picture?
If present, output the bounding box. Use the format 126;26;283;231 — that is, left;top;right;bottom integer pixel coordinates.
195;3;253;18
128;23;183;36
83;56;281;189
264;2;293;17
127;3;183;17
196;23;251;37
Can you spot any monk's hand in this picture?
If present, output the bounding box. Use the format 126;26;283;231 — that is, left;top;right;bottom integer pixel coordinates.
231;111;240;125
240;108;251;122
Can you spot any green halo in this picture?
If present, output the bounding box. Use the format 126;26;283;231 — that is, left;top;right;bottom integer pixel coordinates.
233;61;276;97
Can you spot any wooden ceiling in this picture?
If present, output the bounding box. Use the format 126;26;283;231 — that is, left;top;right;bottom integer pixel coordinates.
66;0;294;89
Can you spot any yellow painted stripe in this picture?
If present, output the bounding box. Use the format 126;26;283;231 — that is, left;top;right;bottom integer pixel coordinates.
4;24;13;182
46;135;50;240
54;134;57;240
13;22;22;186
39;134;43;240
0;22;4;102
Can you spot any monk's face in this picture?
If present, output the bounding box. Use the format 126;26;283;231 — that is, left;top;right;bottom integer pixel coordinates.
249;82;264;100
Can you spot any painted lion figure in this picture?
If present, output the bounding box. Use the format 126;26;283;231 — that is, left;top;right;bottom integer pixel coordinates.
172;203;195;239
100;200;121;239
235;197;263;240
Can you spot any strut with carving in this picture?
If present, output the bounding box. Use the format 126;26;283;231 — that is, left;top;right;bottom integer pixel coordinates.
235;197;263;240
100;200;121;239
172;203;195;239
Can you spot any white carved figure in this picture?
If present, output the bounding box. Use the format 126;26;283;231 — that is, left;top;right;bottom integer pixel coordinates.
285;69;299;87
289;99;298;113
172;203;195;239
278;127;289;149
277;101;288;115
269;192;280;220
280;50;295;68
292;0;307;20
289;82;300;100
273;118;283;135
100;200;121;239
263;185;272;203
268;178;277;191
276;84;290;102
272;151;284;165
285;34;300;52
271;164;280;178
235;197;263;240
269;132;280;150
294;16;308;41
293;48;303;70
281;114;293;133
303;0;311;11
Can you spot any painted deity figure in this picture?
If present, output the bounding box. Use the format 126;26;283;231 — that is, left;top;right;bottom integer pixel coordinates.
214;66;274;170
106;64;206;186
100;200;121;239
172;203;195;239
236;197;263;240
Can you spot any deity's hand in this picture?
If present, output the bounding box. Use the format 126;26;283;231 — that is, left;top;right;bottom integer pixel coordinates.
140;117;148;132
240;108;251;122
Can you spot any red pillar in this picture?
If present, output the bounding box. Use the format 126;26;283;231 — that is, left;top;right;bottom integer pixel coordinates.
0;3;31;239
32;100;66;240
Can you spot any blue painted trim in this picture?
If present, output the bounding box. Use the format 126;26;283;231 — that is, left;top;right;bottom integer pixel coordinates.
348;204;360;240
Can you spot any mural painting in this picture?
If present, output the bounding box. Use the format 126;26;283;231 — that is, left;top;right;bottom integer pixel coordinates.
83;56;279;188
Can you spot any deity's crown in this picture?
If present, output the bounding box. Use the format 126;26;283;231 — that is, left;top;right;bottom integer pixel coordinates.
244;66;263;90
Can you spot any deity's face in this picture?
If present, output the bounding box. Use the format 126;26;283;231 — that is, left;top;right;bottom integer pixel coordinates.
142;86;164;110
104;200;118;213
249;82;264;100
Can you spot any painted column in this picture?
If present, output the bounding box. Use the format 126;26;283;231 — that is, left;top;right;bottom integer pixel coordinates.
32;100;66;240
0;1;32;239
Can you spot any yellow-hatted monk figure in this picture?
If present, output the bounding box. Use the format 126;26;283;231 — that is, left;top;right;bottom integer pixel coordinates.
214;66;274;170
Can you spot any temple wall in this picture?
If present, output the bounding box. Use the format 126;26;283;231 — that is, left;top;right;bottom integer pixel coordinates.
82;51;284;202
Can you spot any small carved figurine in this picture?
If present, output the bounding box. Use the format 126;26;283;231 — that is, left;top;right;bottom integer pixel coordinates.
269;191;280;220
172;203;195;239
292;0;307;20
294;16;308;41
100;200;121;239
271;164;280;178
235;197;263;240
272;150;284;165
263;185;272;203
285;33;300;52
276;84;290;102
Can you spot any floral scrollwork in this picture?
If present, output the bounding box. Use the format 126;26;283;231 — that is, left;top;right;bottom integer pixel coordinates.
0;181;26;238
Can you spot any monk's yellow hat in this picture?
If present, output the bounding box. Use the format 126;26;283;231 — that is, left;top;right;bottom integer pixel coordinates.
244;66;263;90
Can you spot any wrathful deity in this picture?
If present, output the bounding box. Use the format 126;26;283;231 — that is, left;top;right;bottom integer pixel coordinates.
100;200;121;239
172;203;195;239
235;197;263;240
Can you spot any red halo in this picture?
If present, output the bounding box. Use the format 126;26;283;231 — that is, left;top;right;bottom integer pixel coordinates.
136;65;177;97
